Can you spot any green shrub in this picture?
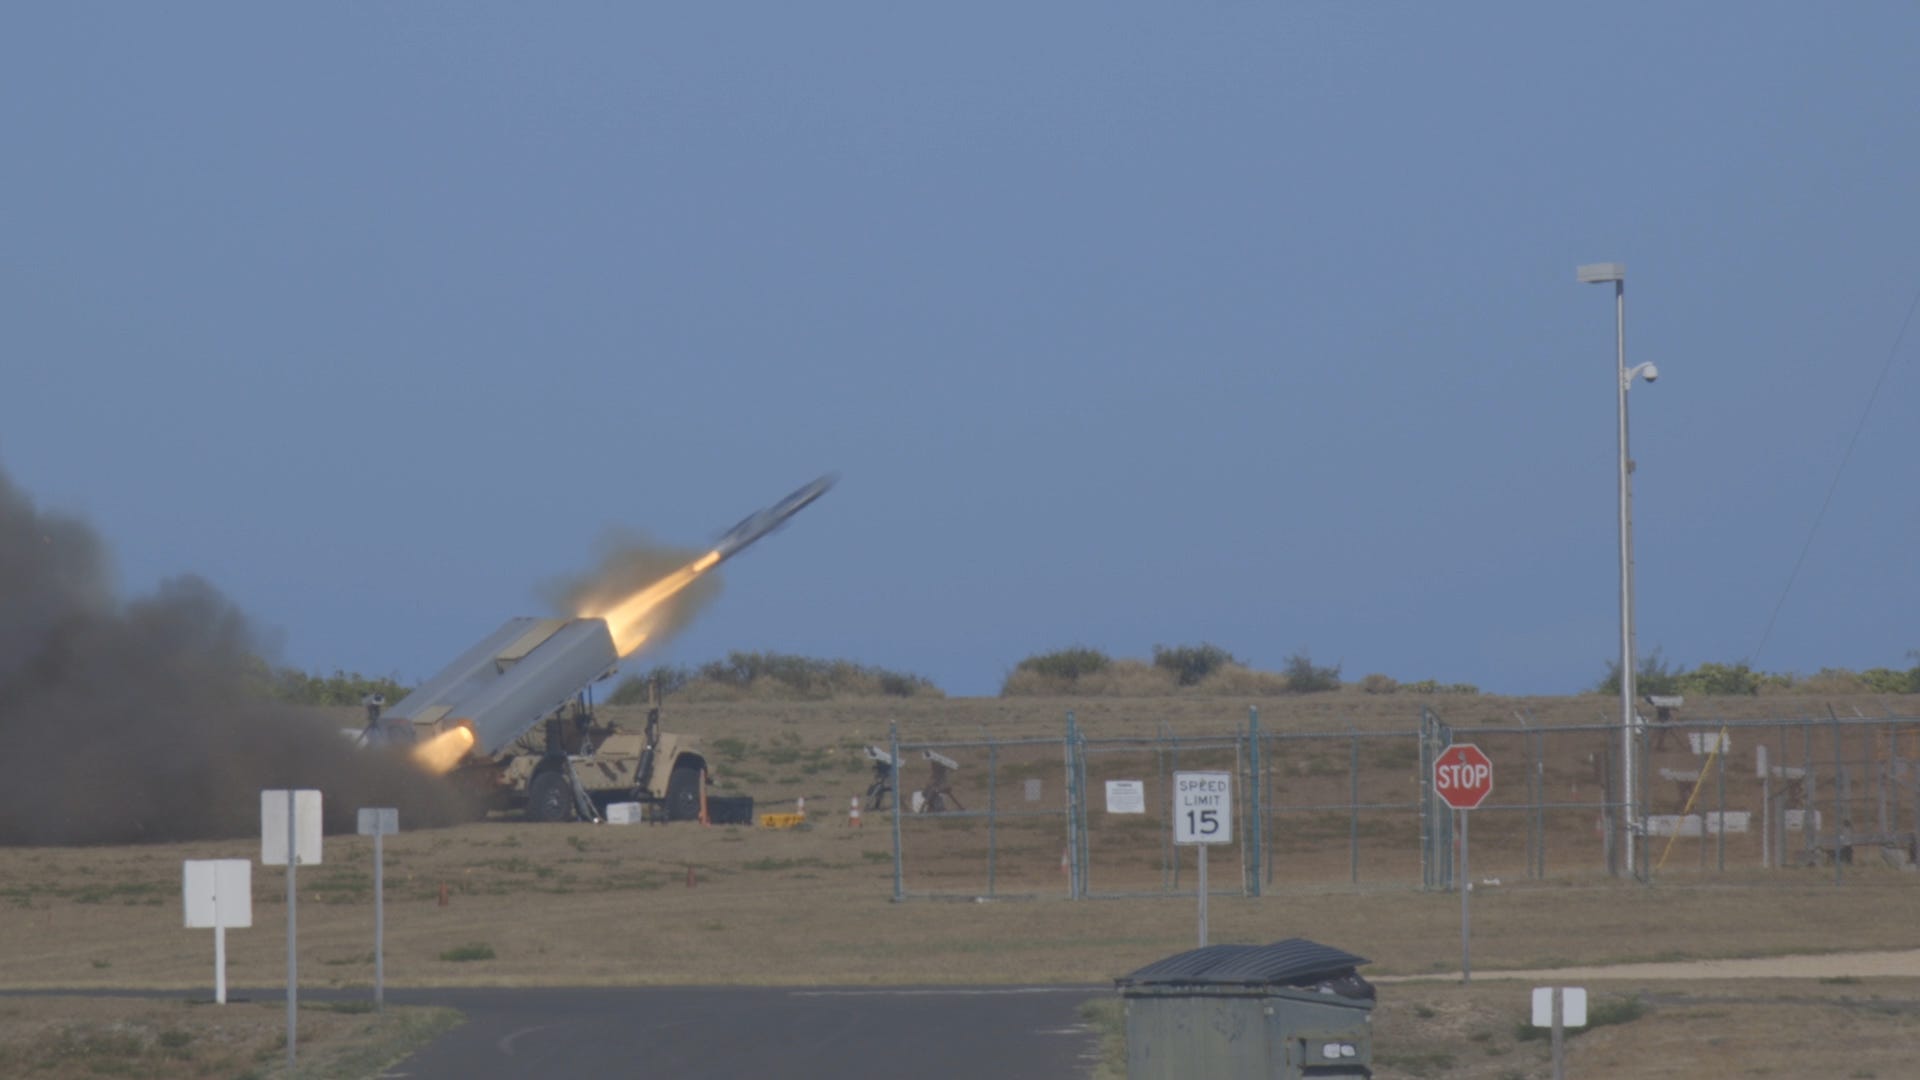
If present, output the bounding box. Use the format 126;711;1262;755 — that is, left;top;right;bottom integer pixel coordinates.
1002;659;1176;697
268;668;410;706
1800;667;1872;694
608;665;691;703
1282;651;1341;693
1359;673;1399;694
686;651;940;699
1680;661;1762;696
877;672;929;697
1015;647;1112;681
1153;643;1238;687
1861;663;1920;694
1578;647;1920;697
1593;648;1682;696
438;942;495;962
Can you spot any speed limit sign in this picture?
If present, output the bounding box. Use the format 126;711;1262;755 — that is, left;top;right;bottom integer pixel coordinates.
1173;771;1232;845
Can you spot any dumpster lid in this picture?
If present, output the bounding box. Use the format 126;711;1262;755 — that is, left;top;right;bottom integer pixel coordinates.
1115;937;1370;988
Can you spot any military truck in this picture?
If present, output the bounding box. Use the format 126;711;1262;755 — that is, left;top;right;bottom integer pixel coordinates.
498;679;726;823
373;615;741;824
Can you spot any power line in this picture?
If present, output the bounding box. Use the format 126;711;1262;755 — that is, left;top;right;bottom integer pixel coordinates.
1747;281;1920;667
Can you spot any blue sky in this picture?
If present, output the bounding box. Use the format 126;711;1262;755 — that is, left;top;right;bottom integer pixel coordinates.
4;5;1916;696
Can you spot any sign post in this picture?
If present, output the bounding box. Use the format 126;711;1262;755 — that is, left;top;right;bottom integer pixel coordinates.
357;808;399;1008
1173;771;1232;946
1531;986;1587;1079
182;859;251;1004
263;790;322;1069
1432;744;1493;982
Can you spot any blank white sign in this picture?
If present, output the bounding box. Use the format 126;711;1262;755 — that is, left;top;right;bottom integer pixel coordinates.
356;807;399;836
183;860;252;929
261;790;324;866
1531;987;1588;1027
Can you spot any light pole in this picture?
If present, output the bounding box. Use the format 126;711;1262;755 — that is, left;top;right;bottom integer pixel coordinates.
1578;261;1657;879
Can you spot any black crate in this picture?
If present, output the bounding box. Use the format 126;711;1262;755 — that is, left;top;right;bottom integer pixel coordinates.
707;795;755;825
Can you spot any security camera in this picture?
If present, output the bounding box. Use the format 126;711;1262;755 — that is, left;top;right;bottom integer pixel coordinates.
1639;363;1659;382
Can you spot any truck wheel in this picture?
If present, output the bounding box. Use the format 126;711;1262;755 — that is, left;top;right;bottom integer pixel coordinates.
526;769;576;823
665;762;704;822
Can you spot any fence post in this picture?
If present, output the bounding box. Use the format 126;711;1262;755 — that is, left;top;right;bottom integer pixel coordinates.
1601;740;1616;879
1076;723;1092;896
1169;729;1182;890
1831;710;1848;887
1418;714;1429;888
1419;709;1436;890
1521;713;1540;881
1536;718;1551;880
1349;727;1361;886
987;740;998;898
1159;725;1173;893
1265;727;1276;888
1248;707;1263;898
1803;721;1817;868
1419;707;1454;891
1636;716;1650;883
1064;711;1080;900
1715;735;1726;873
1878;721;1891;841
889;721;905;902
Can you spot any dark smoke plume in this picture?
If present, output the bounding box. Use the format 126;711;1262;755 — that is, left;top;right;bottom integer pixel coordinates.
0;465;474;845
542;528;724;651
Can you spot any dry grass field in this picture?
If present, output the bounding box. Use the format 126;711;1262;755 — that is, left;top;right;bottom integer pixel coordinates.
4;690;1918;1077
0;996;458;1080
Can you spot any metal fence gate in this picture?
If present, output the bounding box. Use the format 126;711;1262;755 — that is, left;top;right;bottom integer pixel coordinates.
883;706;1920;901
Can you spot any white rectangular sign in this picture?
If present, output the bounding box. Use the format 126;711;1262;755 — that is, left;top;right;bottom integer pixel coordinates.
1105;780;1146;814
1173;771;1232;845
183;860;252;929
356;807;399;836
1531;986;1588;1027
261;790;324;866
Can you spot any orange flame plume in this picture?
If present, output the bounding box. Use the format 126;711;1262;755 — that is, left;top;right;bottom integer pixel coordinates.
411;724;476;774
580;550;723;656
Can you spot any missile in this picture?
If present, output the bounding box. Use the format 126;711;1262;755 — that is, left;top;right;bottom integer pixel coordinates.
712;473;837;563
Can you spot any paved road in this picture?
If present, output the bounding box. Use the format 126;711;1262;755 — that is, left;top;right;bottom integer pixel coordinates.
381;985;1106;1080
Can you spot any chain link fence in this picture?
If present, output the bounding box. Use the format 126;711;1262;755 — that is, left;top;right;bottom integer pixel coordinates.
881;706;1920;900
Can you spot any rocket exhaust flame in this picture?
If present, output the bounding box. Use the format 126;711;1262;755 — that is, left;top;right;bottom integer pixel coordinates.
412;724;477;774
583;550;722;656
573;475;835;657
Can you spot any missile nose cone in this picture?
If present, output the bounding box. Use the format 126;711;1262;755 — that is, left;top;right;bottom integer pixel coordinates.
712;473;838;561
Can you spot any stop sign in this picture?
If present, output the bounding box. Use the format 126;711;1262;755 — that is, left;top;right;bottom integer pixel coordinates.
1434;743;1494;810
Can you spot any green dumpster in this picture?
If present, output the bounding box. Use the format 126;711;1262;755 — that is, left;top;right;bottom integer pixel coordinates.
1116;937;1374;1079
